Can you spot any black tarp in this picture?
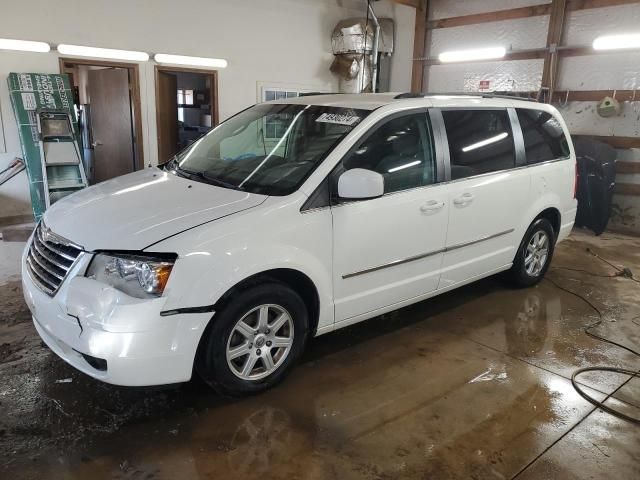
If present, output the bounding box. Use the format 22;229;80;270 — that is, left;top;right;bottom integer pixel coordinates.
573;137;617;235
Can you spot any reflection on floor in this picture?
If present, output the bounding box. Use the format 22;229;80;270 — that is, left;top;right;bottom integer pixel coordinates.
1;229;638;479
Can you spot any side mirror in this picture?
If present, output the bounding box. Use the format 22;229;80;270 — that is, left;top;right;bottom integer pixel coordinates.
338;168;384;200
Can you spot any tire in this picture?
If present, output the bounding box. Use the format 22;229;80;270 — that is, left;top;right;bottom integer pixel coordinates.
196;281;309;396
508;218;556;287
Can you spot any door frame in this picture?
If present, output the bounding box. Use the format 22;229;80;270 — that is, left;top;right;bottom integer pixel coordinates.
59;57;145;170
154;65;220;163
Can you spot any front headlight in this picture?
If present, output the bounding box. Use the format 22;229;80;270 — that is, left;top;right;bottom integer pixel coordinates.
86;253;176;298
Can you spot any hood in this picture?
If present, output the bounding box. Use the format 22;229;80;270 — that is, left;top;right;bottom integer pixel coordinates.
44;168;267;251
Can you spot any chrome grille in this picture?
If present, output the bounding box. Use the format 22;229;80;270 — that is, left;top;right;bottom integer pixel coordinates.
26;223;83;296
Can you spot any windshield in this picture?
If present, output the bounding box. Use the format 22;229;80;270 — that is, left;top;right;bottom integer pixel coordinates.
168;103;370;195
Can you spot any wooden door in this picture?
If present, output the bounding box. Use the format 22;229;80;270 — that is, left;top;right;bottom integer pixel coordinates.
88;68;135;183
157;71;179;163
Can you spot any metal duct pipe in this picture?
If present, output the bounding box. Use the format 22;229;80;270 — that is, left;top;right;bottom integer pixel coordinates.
367;2;380;93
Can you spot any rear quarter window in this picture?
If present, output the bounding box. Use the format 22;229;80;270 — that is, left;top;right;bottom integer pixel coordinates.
516;108;570;164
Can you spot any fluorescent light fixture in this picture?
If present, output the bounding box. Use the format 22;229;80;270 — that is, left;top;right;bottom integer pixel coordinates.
57;44;149;61
439;47;506;63
593;33;640;51
0;38;50;53
388;160;421;173
462;132;508;152
154;53;227;68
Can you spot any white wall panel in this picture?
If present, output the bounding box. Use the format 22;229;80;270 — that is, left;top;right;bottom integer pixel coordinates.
430;16;549;55
564;4;640;46
383;4;416;92
558;52;640;90
612;193;640;230
430;0;549;20
559;101;640;136
427;59;543;92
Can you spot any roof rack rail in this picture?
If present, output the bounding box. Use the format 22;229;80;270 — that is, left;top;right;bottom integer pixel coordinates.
394;92;425;99
298;92;342;97
481;92;538;102
395;92;484;99
394;91;538;102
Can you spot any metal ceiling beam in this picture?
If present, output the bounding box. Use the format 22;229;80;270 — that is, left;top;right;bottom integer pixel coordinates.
410;0;428;92
543;88;640;102
540;0;569;102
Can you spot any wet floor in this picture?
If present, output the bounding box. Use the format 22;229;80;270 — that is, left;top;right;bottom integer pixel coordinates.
1;230;639;479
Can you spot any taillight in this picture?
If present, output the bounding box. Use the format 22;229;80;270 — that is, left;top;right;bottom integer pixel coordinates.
574;162;578;199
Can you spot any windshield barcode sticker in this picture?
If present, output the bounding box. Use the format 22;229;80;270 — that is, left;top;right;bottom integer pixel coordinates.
316;112;361;126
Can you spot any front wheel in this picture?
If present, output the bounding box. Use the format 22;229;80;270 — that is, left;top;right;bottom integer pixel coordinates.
508;218;555;287
196;282;309;396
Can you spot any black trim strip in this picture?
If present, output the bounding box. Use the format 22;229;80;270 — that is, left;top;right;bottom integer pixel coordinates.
428;108;450;182
508;107;527;167
160;305;216;317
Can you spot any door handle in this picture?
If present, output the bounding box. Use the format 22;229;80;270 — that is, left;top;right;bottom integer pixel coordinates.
453;193;474;206
91;140;103;148
420;200;445;213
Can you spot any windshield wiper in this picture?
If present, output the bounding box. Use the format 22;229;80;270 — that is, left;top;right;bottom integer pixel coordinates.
199;171;243;191
179;167;243;191
170;160;191;179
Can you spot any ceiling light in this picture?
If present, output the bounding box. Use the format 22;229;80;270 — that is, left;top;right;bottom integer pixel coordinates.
154;53;228;68
57;44;149;61
439;47;506;63
0;38;50;53
388;160;421;173
462;132;508;152
593;33;640;51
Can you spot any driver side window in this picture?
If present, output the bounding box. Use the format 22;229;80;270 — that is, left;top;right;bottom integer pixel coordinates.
341;112;435;194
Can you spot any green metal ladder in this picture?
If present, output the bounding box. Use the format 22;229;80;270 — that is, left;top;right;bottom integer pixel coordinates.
36;109;88;207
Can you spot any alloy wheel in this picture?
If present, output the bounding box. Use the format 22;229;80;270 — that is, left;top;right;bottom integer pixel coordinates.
226;304;294;381
524;230;549;277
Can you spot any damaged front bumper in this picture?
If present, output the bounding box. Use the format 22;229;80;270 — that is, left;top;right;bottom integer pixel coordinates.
22;248;211;387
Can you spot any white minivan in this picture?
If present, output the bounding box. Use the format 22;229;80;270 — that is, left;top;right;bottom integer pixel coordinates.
22;93;577;395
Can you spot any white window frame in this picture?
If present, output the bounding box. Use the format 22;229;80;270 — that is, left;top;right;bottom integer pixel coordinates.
177;89;194;106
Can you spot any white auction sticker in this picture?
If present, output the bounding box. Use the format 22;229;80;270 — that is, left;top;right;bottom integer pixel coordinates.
316;112;361;126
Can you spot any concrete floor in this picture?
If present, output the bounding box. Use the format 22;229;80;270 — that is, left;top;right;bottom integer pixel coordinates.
1;230;638;479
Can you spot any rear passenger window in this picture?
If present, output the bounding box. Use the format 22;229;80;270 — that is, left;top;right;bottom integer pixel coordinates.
442;109;515;179
516;108;570;164
341;112;436;194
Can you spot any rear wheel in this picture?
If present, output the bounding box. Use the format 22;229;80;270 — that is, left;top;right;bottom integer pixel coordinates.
508;218;555;287
196;282;309;395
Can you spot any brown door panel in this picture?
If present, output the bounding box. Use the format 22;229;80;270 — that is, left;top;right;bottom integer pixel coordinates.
88;68;135;183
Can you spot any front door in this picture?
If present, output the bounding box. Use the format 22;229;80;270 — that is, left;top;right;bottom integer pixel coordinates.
438;108;531;288
88;68;135;183
331;111;449;322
